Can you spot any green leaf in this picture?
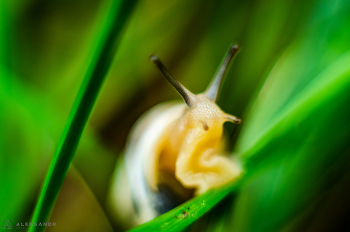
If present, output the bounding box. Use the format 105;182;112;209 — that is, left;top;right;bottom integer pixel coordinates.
0;82;51;226
127;180;241;232
237;6;350;154
28;1;138;231
229;11;350;231
231;57;350;229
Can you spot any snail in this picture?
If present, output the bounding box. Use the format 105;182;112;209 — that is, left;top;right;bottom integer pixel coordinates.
108;44;242;228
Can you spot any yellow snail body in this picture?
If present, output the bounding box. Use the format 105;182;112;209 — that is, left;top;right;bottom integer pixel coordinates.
108;44;242;227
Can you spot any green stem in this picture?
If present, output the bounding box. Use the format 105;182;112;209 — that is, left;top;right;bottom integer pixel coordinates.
29;1;138;231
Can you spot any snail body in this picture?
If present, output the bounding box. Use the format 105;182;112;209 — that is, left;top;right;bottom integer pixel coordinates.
109;44;242;227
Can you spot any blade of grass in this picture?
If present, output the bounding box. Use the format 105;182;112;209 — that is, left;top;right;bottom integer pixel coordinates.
236;8;350;154
29;0;138;231
230;49;350;232
239;44;350;162
0;76;50;227
127;179;242;232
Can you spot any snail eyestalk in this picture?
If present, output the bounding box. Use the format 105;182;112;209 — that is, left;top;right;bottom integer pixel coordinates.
205;44;240;102
225;114;241;124
150;55;196;107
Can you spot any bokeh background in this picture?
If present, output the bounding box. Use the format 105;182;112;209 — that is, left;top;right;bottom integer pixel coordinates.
1;0;350;231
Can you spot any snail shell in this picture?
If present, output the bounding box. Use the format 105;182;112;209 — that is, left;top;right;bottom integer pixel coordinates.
108;44;242;227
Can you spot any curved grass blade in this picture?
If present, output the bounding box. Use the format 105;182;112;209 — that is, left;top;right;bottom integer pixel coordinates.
29;1;138;231
239;39;350;161
0;76;50;228
127;179;241;232
236;8;350;154
229;39;350;231
231;53;350;231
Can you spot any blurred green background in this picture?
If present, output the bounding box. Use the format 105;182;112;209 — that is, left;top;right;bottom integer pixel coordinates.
1;0;350;231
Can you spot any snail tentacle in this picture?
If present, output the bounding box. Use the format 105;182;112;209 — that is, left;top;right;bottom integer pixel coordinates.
150;55;196;107
205;44;239;102
225;114;241;124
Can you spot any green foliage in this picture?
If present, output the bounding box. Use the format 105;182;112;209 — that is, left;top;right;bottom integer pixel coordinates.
128;180;241;232
0;73;50;227
27;0;138;231
0;0;349;231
